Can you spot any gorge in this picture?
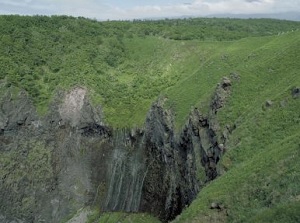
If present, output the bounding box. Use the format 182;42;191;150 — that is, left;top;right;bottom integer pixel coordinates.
0;77;231;223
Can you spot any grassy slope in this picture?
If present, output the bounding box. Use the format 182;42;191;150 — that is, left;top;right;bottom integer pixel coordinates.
86;30;300;223
87;211;161;223
172;31;300;223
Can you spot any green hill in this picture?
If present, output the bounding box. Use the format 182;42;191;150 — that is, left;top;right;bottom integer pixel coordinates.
1;15;299;128
0;15;299;223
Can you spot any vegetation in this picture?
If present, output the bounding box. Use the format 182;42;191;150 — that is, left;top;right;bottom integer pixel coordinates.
172;31;300;223
1;15;300;223
0;15;300;127
86;210;161;223
0;140;54;220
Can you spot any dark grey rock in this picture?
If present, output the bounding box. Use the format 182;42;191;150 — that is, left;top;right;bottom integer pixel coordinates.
211;77;232;114
292;87;300;98
222;77;232;88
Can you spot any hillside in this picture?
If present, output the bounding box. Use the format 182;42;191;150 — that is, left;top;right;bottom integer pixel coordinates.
1;15;300;127
0;16;299;223
173;30;300;223
85;26;300;223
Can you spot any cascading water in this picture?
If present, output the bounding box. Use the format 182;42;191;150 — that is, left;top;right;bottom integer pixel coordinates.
104;129;147;212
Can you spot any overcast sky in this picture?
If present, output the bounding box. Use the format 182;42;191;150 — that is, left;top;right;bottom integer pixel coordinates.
0;0;299;20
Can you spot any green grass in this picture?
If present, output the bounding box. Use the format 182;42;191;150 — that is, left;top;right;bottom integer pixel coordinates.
165;32;299;128
247;201;300;223
86;210;160;223
171;31;300;223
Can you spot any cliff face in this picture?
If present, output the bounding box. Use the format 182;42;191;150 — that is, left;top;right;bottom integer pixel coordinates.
0;78;231;223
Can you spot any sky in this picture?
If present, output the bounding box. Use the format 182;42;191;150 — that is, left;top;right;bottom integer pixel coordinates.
0;0;299;20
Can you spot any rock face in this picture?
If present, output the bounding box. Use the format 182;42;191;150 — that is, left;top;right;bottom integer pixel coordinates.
0;78;231;223
140;100;198;221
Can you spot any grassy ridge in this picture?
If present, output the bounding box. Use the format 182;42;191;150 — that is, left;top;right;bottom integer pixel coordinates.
172;31;300;222
164;33;295;127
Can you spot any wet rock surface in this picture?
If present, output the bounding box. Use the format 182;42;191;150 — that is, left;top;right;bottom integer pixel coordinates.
0;78;231;223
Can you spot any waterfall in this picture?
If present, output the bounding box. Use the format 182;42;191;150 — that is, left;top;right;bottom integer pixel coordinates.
104;129;146;212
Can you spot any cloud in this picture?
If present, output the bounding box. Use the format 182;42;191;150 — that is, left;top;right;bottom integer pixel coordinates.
0;0;299;20
0;0;112;19
106;0;300;20
245;0;262;2
110;0;275;19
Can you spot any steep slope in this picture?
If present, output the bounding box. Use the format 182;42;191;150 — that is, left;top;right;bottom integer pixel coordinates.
173;31;300;223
